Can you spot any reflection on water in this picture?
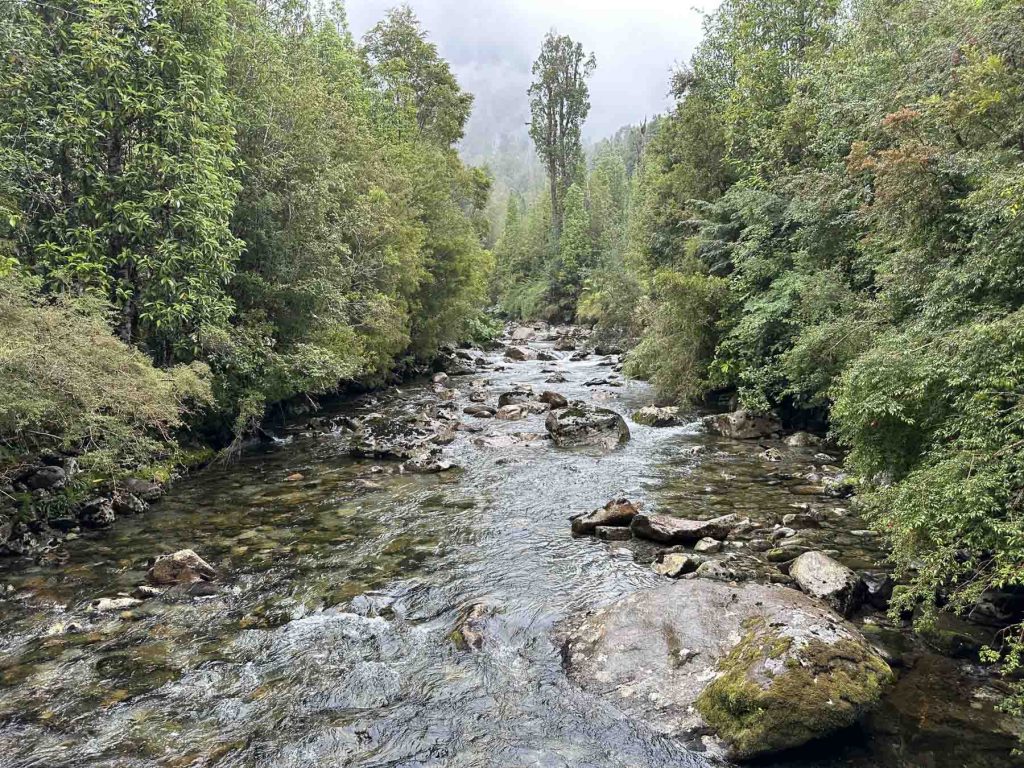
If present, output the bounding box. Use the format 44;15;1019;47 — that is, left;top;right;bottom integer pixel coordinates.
0;341;1018;767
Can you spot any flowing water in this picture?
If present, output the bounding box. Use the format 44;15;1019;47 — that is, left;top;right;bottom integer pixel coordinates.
0;336;1019;767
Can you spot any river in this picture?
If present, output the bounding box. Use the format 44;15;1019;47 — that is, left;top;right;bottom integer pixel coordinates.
0;331;1018;767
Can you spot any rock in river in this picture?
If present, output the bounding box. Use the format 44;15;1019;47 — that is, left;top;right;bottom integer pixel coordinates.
790;550;866;617
632;406;682;427
630;512;737;544
703;409;782;440
571;498;639;535
545;402;630;449
560;579;892;760
148;549;217;586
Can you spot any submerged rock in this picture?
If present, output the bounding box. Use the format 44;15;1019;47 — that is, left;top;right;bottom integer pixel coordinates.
630;512;737;544
545;402;630;449
704;409;782;440
451;602;498;651
790;550;865;617
561;579;892;760
91;596;143;613
632;406;682;428
148;549;217;586
571;498;639;535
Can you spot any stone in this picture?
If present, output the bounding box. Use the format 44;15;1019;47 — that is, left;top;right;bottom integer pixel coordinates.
78;498;115;529
25;466;68;492
536;350;559;362
148;549;217;586
694;559;751;582
125;477;164;502
630;512;737;544
693;537;723;553
703;409;782;440
545;373;568;384
510;326;535;342
571;498;639;535
790;551;866;617
861;571;895;611
495;404;527;421
560;579;892;761
91;596;143;613
504;346;538;362
632;406;683;428
131;585;163;600
784;431;822;448
595;526;632;541
760;447;784;462
498;388;534;407
112;493;147;516
545;403;630;449
432;372;449;386
539;391;568;409
451;602;497;651
350;414;452;461
463;405;496;418
652;553;698;577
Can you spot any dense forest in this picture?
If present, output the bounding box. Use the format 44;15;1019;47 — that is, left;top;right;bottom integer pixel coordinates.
493;0;1024;716
1;1;495;475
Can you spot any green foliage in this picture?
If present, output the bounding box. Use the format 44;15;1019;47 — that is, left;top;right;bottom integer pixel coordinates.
0;272;211;477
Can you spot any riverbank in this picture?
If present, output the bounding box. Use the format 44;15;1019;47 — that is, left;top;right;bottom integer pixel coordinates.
0;325;1019;766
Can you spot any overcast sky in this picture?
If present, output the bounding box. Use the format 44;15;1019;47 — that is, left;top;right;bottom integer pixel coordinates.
346;0;718;152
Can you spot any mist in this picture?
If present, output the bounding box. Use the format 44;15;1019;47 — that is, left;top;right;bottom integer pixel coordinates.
346;0;718;158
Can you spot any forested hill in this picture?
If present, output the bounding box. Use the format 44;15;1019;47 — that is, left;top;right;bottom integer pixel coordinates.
1;3;495;469
489;0;1024;713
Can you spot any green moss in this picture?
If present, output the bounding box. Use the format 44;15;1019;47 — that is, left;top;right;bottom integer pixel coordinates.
695;619;893;759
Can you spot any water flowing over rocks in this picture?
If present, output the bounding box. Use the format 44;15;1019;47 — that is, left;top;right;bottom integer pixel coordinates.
561;579;893;760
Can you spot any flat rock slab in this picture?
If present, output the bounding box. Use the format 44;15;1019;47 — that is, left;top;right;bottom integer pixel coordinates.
630;512;737;544
560;579;891;760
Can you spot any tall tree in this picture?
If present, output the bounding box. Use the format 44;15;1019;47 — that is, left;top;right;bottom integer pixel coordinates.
362;5;474;147
528;32;595;234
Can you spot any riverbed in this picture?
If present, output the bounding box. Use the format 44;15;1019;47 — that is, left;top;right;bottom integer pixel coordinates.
0;331;1019;767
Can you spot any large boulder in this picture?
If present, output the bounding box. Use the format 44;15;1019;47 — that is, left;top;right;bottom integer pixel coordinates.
571;499;639;535
790;551;865;617
632;406;683;428
148;549;217;586
704;409;782;440
561;579;892;760
539;391;568;410
504;346;538;362
350;414;452;461
630;512;737;544
545;402;630;449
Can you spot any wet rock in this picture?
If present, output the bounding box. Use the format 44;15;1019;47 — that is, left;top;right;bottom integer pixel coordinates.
561;579;892;761
630;512;737;545
539;391;568;410
632;406;682;428
403;456;456;473
782;511;823;528
571;499;639;535
784;431;822;448
570;351;589;361
468;389;487;403
91;596;143;613
148;549;217;586
350;414;453;461
760;447;784;462
504;346;538;362
694;537;723;554
432;372;449;386
545;373;568;384
584;377;609;387
704;409;782;440
112;493;147;516
463;405;496;418
131;585;163;600
78;498;115;529
545;403;630;449
510;326;535;342
791;484;827;496
653;553;699;577
451;602;497;651
771;526;797;541
536;350;559;362
554;337;577;352
125;477;164;502
596;526;632;541
790;551;865;617
0;514;12;544
766;545;807;563
861;571;895;611
498;387;534;407
495;404;527;421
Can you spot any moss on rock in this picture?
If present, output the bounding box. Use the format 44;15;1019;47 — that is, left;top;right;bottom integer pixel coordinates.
695;617;893;759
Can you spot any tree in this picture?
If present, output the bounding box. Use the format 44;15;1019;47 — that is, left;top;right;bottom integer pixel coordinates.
362;5;474;147
528;32;595;234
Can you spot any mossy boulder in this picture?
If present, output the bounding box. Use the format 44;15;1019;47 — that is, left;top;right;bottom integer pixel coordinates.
560;579;892;761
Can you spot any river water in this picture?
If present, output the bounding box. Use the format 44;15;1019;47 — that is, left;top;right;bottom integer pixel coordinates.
0;334;1019;767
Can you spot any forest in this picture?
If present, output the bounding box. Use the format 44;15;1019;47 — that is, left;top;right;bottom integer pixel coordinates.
1;0;1023;765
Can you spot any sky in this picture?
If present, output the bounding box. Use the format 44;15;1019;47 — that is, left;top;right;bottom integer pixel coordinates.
346;0;718;155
